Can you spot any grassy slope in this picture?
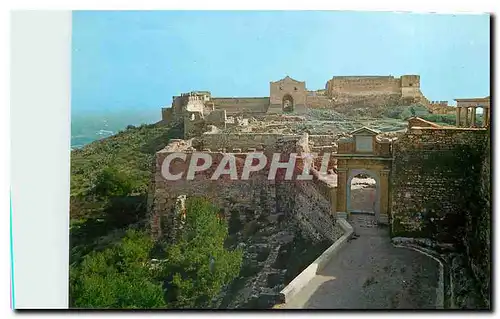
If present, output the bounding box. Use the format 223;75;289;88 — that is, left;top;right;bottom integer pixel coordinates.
70;123;181;263
70;123;177;202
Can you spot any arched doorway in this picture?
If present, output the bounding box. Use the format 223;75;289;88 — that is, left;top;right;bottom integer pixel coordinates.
282;94;294;113
346;169;380;217
334;127;392;224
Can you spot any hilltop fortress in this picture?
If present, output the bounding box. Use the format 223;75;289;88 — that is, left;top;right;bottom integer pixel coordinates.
153;74;490;308
163;74;429;120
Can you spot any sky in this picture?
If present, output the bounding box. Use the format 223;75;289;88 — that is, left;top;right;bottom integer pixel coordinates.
72;11;490;113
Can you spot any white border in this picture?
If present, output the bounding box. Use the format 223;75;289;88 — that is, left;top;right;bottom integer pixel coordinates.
10;11;71;309
3;1;497;315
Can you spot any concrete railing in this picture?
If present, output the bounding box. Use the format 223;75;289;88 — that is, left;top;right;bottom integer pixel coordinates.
276;218;354;306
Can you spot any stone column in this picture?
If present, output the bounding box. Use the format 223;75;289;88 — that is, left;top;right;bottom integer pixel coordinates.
465;107;470;127
484;107;490;127
456;107;462;127
471;106;477;127
378;170;390;225
336;168;348;219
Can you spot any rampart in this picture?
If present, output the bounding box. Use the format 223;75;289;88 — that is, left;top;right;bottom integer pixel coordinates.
326;76;401;96
325;74;422;100
390;126;490;306
161;74;432;126
151;134;339;243
391;126;488;241
194;133;339;155
212;97;269;115
195;133;300;152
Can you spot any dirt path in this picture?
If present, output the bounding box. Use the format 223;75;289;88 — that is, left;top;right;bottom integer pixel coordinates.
283;214;441;309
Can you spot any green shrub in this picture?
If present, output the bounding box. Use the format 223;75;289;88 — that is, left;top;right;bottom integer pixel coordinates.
70;198;243;309
89;166;135;198
159;198;243;308
70;230;165;309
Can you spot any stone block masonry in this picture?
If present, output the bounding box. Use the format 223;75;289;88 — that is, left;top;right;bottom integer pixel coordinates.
391;127;488;241
212;97;269;115
151;134;339;243
196;133;300;152
391;126;490;307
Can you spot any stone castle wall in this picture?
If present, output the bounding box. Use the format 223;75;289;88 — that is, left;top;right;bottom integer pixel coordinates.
212;97;269;115
326;76;401;96
163;74;428;123
464;129;491;306
195;133;300;152
152;135;339;242
391;127;488;242
195;133;338;153
325;74;422;100
391;126;490;306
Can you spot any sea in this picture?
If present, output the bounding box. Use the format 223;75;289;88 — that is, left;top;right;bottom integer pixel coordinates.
71;107;161;150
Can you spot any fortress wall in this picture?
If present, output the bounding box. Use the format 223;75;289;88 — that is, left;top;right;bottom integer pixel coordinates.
212;97;269;114
472;133;491;306
152;150;273;239
327;76;401;96
401;87;422;99
162;107;173;123
391;126;491;307
152;147;338;241
197;133;300;151
391;127;488;243
172;96;185;114
400;75;420;88
294;179;339;241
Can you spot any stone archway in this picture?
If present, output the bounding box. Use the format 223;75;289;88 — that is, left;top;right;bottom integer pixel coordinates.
282;94;294;112
334;126;393;224
337;166;390;224
346;169;380;217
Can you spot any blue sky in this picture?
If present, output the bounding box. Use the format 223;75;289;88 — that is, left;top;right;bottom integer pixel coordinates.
72;11;490;112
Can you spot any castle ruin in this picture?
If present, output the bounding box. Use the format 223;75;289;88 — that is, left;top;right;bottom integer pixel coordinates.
151;75;491;308
162;74;429;124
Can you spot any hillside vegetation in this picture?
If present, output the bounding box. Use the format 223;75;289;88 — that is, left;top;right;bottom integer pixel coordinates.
69;123;242;309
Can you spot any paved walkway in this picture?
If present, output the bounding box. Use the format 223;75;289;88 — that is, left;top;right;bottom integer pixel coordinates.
283;214;441;309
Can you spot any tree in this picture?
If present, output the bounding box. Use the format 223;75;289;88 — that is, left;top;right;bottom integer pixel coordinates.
158;197;243;308
70;230;165;309
89;166;134;199
69;198;243;309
